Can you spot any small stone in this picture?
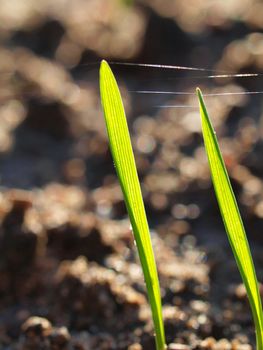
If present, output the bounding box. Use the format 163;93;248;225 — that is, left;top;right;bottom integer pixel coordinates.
21;316;52;349
49;326;70;348
128;343;142;350
21;317;52;338
168;343;190;350
231;342;252;350
213;339;231;350
235;283;247;299
200;337;216;349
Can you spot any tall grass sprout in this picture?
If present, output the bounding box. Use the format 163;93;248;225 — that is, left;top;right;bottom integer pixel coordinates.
100;60;166;350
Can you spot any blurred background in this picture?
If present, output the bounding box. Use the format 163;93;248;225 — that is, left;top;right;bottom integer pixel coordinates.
0;0;263;349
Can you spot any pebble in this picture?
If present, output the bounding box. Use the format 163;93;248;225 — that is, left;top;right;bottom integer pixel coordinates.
168;343;190;350
128;343;143;350
199;337;216;349
21;316;52;337
49;327;71;348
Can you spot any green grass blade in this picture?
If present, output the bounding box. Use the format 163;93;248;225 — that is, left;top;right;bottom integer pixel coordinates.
100;60;166;350
197;88;263;349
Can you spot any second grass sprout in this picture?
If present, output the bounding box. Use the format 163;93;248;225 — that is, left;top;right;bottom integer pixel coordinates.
197;88;263;350
100;60;263;350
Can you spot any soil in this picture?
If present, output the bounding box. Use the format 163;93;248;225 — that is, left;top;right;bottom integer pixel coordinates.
0;1;263;349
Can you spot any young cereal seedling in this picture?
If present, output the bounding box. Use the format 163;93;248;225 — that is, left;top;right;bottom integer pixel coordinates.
99;59;263;350
197;88;263;350
100;60;166;350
